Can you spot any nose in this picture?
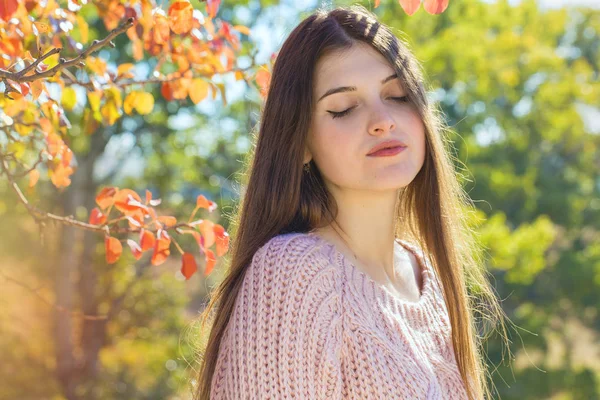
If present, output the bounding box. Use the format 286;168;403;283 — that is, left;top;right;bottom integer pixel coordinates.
367;106;396;135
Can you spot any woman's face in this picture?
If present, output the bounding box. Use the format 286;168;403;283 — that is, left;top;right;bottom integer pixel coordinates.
305;41;426;193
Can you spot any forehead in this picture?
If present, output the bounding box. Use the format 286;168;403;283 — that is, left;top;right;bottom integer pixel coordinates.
313;42;396;91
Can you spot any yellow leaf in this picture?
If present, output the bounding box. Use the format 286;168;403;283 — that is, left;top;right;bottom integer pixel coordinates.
135;92;154;114
76;15;88;43
7;142;26;158
15;109;37;136
61;86;77;111
117;63;135;77
234;70;244;81
124;91;154;115
87;57;107;77
87;90;102;112
101;101;121;126
33;21;50;34
105;86;122;109
124;91;137;115
233;25;251;36
189;79;209;104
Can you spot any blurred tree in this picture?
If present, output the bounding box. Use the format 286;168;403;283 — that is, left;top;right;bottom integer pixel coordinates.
0;0;269;398
351;0;599;397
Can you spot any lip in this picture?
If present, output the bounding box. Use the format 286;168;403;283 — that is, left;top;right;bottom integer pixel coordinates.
367;146;406;157
367;139;407;156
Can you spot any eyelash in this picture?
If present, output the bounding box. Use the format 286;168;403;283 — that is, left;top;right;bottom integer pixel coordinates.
328;96;410;119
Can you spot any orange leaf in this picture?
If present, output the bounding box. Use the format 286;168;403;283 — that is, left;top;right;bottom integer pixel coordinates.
206;0;220;19
28;169;40;188
168;1;194;35
214;224;229;257
204;248;216;276
423;0;449;14
113;189;144;214
181;252;198;279
105;236;122;264
157;215;177;228
151;230;171;266
199;220;215;248
196;194;217;211
190;231;204;251
140;229;156;252
126;209;145;228
127;239;143;260
96;186;118;210
0;0;19;21
89;207;107;225
374;0;381;7
255;67;271;99
232;24;251;36
398;0;421;15
161;81;174;101
49;163;73;188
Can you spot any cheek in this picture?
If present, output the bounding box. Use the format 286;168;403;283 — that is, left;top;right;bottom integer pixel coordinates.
311;122;360;177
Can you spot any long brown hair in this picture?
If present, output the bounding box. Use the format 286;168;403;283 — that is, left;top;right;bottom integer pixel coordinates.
192;5;510;400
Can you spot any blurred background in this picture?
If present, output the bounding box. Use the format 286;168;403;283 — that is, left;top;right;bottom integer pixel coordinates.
0;0;599;398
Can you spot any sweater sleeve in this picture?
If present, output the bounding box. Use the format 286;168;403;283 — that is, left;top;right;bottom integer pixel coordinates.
210;234;343;400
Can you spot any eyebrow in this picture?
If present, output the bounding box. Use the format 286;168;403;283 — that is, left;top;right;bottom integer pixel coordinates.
316;73;398;103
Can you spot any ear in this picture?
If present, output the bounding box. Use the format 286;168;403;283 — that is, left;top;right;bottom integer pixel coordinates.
303;147;312;165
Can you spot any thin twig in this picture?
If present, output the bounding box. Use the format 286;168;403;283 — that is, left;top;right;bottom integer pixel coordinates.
0;18;135;83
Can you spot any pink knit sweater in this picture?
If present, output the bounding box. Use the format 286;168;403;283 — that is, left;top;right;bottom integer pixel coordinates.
210;232;469;399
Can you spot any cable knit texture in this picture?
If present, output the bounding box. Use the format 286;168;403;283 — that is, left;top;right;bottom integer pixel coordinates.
210;232;469;399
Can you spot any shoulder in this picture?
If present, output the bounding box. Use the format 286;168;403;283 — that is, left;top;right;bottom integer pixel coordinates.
212;232;344;399
248;231;339;280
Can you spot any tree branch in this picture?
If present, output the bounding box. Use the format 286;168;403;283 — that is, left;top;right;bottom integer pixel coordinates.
0;17;135;84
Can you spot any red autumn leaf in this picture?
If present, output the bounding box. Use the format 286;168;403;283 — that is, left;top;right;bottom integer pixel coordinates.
19;82;30;97
89;207;107;225
140;229;156;252
196;194;210;208
206;0;220;19
181;252;197;279
126;209;145;228
423;0;449;14
105;236;122;264
151;230;171;266
127;239;143;260
145;189;161;206
196;194;217;211
0;0;19;22
213;224;229;256
113;188;144;213
255;67;271;99
96;186;118;210
189;231;204;251
215;231;229;257
204;248;216;276
161;81;174;101
168;1;194;35
399;0;421;15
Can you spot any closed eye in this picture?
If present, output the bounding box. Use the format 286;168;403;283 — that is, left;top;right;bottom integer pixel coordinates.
327;96;409;119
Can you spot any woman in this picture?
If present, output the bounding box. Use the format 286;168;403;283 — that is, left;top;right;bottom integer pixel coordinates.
193;5;508;400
